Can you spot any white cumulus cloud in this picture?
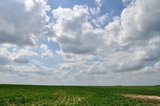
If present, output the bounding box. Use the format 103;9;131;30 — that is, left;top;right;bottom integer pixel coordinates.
0;0;50;46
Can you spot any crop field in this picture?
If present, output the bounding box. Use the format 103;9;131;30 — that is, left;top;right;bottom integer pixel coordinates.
0;85;160;106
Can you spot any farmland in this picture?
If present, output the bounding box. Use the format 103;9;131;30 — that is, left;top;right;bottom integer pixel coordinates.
0;85;160;106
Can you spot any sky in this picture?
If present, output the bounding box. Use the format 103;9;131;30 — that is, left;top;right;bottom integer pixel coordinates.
0;0;160;86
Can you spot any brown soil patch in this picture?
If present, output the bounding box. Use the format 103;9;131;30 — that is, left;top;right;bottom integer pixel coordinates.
122;94;160;101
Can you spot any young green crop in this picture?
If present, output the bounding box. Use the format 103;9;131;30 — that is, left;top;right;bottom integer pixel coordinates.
0;85;160;106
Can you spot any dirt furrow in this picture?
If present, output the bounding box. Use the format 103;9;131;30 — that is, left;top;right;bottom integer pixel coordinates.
122;94;160;101
65;93;70;105
54;91;63;105
59;91;66;105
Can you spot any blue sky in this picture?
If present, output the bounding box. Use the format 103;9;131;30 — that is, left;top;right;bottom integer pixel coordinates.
48;0;124;25
48;0;124;14
0;0;160;85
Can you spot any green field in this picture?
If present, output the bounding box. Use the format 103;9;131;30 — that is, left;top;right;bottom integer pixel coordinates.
0;85;160;106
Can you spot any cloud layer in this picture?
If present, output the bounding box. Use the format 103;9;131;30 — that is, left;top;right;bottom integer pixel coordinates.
49;0;160;74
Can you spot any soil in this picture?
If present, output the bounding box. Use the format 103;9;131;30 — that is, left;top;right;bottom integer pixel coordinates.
122;94;160;101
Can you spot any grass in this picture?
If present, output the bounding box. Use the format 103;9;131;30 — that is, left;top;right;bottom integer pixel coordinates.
0;84;160;106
